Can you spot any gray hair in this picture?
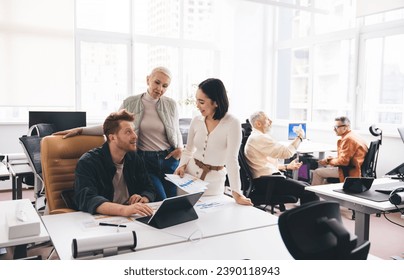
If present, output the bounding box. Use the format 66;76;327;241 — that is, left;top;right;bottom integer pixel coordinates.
249;111;266;128
150;66;172;79
335;116;351;126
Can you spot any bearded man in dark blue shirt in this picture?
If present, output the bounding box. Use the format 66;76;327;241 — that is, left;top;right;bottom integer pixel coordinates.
74;109;156;217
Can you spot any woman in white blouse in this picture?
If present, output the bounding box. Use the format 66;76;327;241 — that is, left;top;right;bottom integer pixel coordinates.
175;78;252;205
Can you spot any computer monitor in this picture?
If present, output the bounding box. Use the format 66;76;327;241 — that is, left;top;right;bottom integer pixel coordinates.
385;127;404;176
28;111;86;134
288;123;307;140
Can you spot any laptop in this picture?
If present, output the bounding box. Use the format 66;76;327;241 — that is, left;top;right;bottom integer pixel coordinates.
136;191;204;229
341;177;374;193
333;177;390;202
288;123;307;140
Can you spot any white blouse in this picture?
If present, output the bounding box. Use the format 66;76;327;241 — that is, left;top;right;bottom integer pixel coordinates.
179;113;242;196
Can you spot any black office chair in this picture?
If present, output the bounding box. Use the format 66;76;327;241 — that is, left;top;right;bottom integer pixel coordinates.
328;125;382;219
19;123;55;210
361;125;382;178
278;200;370;260
239;120;298;214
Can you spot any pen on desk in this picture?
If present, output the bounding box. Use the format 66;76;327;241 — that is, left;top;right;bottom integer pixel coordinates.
99;222;127;228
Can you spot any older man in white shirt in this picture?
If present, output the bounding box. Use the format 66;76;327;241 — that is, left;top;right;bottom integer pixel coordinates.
244;111;318;205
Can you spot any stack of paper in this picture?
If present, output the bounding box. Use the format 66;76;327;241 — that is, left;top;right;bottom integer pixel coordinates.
165;173;208;194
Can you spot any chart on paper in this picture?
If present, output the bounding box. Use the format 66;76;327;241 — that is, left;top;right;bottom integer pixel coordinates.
165;173;208;194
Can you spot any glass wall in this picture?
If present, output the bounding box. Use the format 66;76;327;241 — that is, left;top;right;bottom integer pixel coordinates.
274;0;404;132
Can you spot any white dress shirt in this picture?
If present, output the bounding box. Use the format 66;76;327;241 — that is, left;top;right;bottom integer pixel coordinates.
244;129;297;178
179;113;242;196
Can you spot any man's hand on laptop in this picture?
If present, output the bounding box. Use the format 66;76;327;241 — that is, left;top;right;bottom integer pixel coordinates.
127;194;149;204
124;203;154;217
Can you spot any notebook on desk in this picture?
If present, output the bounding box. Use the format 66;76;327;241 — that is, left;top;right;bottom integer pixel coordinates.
333;177;390;202
136;191;204;229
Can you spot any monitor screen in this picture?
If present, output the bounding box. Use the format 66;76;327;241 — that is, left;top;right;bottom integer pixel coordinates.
288;123;307;140
29;111;86;133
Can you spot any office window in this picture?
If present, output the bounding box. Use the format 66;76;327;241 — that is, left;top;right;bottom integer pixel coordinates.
0;0;74;123
312;39;354;122
180;48;215;116
359;33;404;128
277;1;311;40
80;42;130;120
133;0;180;38
274;0;404;132
76;0;221;121
276;48;309;121
76;0;131;122
364;8;404;25
76;0;131;33
132;42;179;100
314;0;355;34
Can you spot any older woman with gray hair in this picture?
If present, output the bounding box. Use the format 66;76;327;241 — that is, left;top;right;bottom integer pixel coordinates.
56;67;183;201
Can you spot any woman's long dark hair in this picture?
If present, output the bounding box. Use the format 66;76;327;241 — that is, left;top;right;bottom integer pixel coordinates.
198;78;229;120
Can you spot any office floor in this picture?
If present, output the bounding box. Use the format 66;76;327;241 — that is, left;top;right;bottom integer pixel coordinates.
1;188;403;260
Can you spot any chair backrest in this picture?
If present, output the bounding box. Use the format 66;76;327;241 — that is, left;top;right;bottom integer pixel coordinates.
41;135;105;214
19;135;43;180
18;124;56;193
238;120;255;197
238;138;254;197
278;201;370;260
361;140;380;178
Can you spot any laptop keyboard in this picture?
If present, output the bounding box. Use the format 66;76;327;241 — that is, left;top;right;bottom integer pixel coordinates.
136;215;152;224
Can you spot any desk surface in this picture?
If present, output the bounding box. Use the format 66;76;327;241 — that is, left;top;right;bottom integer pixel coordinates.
42;195;279;260
0;162;9;180
280;140;336;154
306;178;403;212
306;178;404;245
0;199;49;248
7;163;33;176
106;226;293;260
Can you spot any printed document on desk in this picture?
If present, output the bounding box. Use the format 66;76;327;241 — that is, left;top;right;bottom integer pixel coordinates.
165;173;208;194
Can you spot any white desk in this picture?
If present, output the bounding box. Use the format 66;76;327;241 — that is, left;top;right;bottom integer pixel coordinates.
106;226;293;260
8;163;33;200
280;140;336;160
0;162;9;181
306;178;404;245
41;195;279;260
0;199;49;259
296;140;336;159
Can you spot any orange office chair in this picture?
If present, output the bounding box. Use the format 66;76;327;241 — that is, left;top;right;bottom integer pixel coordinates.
40;135;105;214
